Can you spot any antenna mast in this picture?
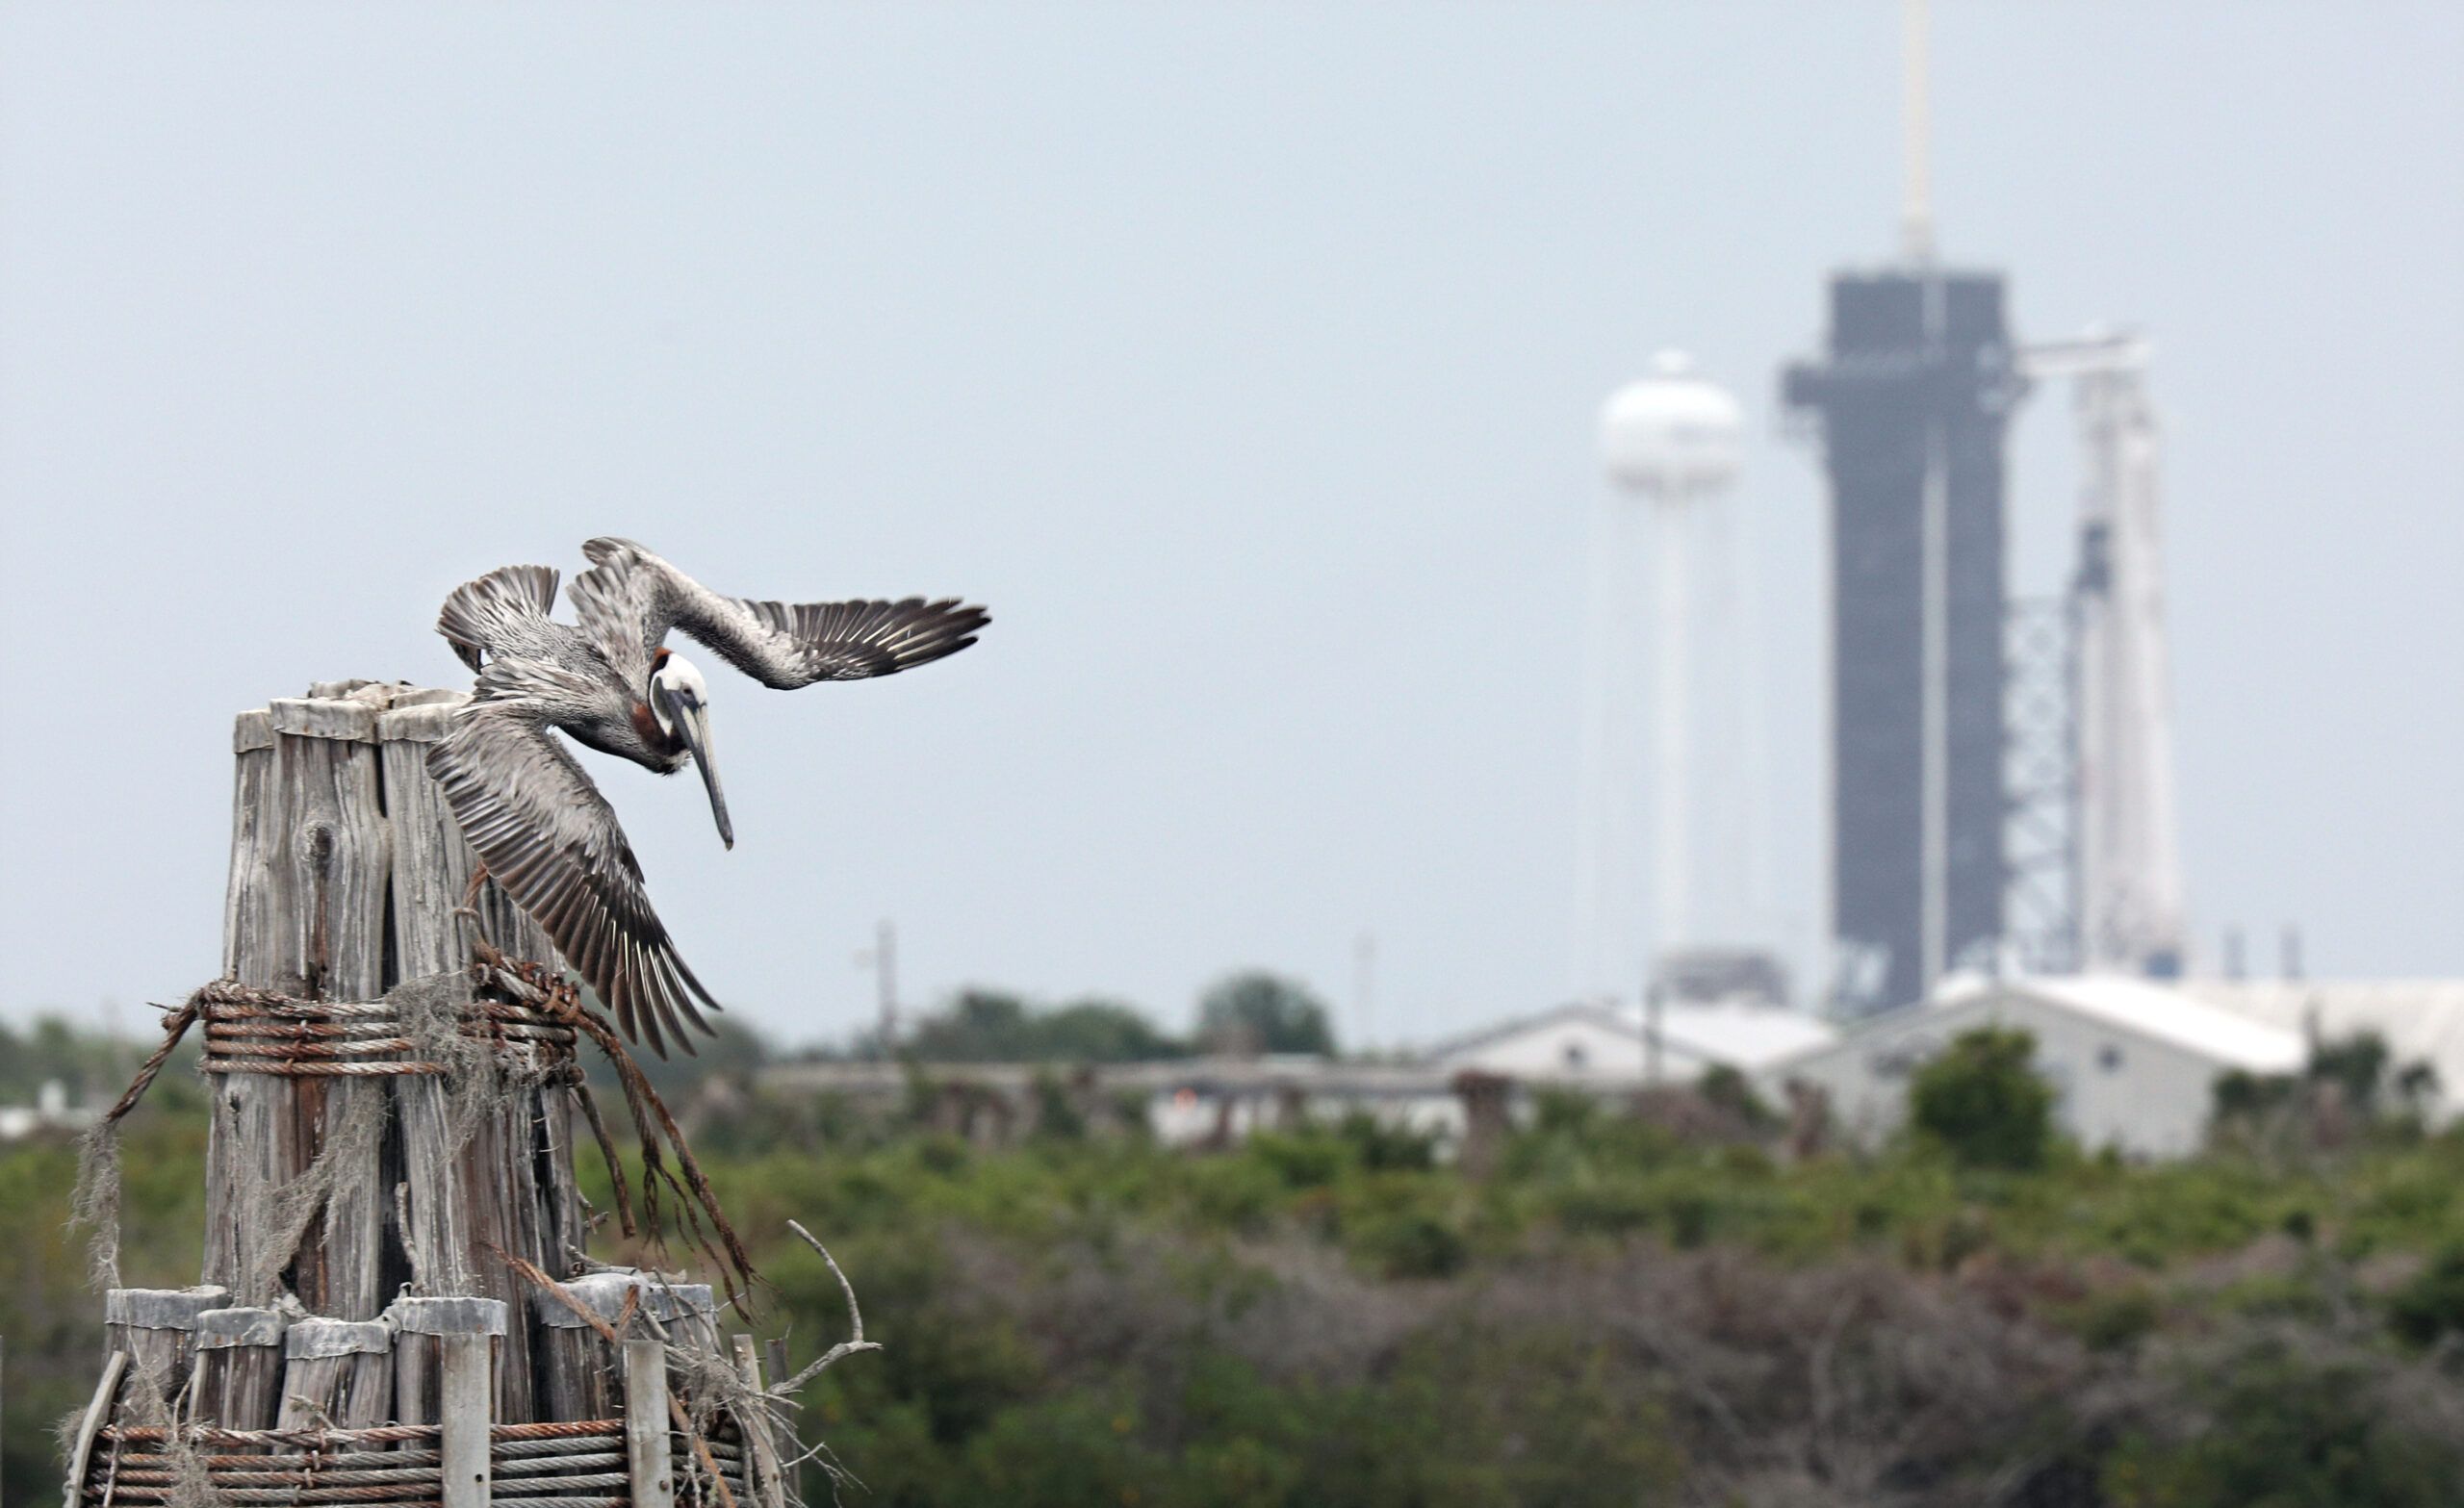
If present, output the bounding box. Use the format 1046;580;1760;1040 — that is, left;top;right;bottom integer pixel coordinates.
856;919;901;1049
1900;0;1936;262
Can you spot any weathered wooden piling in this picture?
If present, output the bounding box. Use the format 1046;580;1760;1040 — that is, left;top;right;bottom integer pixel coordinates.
66;679;781;1508
275;1317;395;1431
535;1272;644;1421
204;682;582;1419
621;1342;675;1508
644;1284;720;1355
190;1307;289;1436
103;1287;228;1399
212;693;397;1317
438;1335;493;1508
390;1297;507;1428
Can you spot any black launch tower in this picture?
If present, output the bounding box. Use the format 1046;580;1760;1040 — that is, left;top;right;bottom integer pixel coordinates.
1784;268;2022;1015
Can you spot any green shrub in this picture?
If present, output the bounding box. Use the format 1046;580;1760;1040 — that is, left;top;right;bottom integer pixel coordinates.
28;1009;2464;1508
2058;1285;2163;1351
1350;1210;1469;1279
1335;1110;1437;1172
1698;1063;1778;1131
2386;1244;2464;1348
1910;1027;2057;1171
1179;1154;1284;1231
1194;972;1335;1057
1553;1178;1656;1237
956;1393;1165;1508
2103;1331;2464;1507
1246;1130;1350;1189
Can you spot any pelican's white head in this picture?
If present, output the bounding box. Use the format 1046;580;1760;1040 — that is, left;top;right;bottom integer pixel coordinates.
650;649;732;850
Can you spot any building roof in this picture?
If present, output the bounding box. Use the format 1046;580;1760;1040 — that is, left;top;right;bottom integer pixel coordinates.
1420;1000;1630;1062
1762;974;2310;1080
2182;980;2464;1106
1645;1001;1839;1069
1938;974;2305;1073
1424;997;1836;1075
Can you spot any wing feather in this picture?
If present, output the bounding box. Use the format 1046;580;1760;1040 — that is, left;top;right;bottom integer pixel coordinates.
425;701;720;1058
573;536;988;690
436;565;560;673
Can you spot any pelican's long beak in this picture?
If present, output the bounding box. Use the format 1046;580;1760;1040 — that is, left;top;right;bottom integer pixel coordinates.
671;698;733;850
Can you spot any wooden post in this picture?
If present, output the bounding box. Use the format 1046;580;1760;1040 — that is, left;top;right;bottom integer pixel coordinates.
204;684;580;1422
534;1270;643;1421
1273;1081;1308;1132
439;1334;493;1508
275;1317;395;1430
762;1336;794;1505
623;1339;675;1508
373;692;568;1422
1451;1070;1514;1179
72;678;754;1467
102;1287;228;1403
190;1307;290;1437
390;1296;506;1428
209;692;394;1316
730;1335;784;1508
372;693;546;979
61;1353;125;1508
273;694;394;1317
204;706;297;1302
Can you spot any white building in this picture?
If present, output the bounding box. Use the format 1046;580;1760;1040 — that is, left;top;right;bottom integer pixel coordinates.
1760;975;2304;1159
0;1079;96;1141
1427;999;1836;1088
2177;979;2464;1120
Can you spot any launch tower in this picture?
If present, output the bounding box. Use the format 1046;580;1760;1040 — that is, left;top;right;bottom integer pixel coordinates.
1781;0;2025;1014
1784;270;2022;1013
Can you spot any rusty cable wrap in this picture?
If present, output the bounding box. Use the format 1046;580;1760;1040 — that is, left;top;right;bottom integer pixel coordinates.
78;958;757;1309
197;983;580;1080
81;1419;747;1508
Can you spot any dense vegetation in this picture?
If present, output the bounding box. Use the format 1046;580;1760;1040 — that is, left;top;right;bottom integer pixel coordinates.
8;1015;2464;1507
817;972;1337;1065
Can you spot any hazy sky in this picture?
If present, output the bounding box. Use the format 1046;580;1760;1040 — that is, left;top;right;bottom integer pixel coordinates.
3;4;2458;1050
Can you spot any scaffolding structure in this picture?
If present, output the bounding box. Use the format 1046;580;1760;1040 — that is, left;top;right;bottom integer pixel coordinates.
2002;595;2078;974
2015;332;2187;979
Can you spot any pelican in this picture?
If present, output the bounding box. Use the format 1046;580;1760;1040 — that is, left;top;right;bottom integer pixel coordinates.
427;536;988;1056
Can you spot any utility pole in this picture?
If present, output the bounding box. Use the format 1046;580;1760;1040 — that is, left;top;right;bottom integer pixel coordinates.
855;920;899;1051
1351;931;1376;1057
1642;975;1664;1088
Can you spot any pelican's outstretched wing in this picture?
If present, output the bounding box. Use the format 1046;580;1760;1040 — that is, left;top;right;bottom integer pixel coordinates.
436;564;560;673
571;536;988;691
426;700;720;1058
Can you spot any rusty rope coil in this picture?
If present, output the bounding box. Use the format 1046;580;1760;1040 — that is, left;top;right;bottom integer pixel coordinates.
97;1419;629;1447
99;962;762;1309
194;982;580;1080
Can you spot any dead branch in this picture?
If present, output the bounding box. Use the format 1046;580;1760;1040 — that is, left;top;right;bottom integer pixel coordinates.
779;1221;882;1392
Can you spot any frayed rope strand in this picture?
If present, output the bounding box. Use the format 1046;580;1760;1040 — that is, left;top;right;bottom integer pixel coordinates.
70;991;204;1289
484;958;761;1308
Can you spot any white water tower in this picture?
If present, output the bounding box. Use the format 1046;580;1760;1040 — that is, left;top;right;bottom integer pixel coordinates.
1576;351;1745;1007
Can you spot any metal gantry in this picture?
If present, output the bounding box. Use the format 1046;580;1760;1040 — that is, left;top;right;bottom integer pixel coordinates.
2006;331;2187;980
2002;595;2079;974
